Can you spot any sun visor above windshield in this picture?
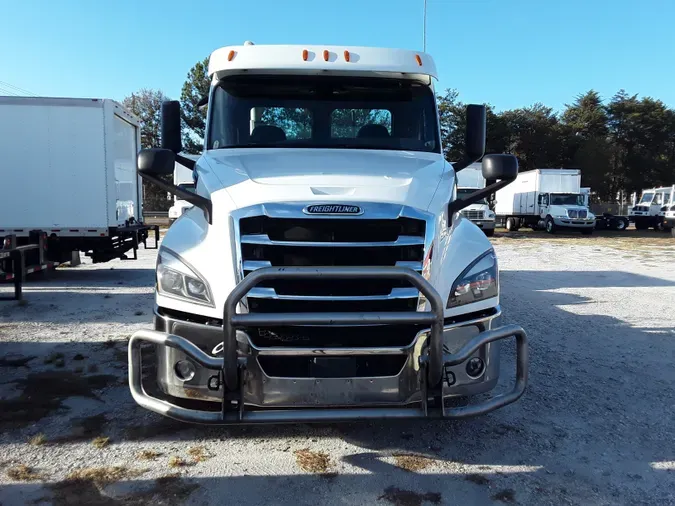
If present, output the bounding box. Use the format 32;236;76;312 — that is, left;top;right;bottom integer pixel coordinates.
208;45;438;83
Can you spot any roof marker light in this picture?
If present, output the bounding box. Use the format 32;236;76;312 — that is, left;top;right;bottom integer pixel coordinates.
228;50;235;61
344;50;350;62
415;54;423;66
323;50;329;62
302;49;309;61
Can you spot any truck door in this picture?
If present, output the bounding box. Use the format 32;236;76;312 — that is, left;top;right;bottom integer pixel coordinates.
112;115;139;225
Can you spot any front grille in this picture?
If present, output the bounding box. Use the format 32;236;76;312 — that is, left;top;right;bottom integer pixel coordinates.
462;210;484;220
239;215;426;313
568;209;587;219
237;208;430;349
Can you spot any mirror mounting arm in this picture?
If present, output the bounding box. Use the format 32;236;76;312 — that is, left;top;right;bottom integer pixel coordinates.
139;172;212;224
176;154;196;170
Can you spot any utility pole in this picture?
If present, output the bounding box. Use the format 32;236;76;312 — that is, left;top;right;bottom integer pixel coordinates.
423;0;427;52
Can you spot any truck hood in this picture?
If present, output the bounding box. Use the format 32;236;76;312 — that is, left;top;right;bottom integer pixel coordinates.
201;148;447;211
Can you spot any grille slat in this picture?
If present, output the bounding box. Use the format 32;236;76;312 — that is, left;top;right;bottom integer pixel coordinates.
241;234;424;247
462;210;484;220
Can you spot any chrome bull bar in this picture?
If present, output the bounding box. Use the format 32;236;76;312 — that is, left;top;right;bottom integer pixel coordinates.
128;266;528;424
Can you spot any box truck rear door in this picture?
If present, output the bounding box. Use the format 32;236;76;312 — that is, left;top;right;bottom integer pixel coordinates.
112;115;139;224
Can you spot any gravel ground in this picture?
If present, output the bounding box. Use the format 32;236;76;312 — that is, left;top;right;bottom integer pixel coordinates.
1;232;674;505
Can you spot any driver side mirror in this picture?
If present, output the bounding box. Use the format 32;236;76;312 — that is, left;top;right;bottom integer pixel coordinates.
453;104;486;173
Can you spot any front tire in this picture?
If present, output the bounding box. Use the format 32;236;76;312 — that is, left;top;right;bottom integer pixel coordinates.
545;217;556;234
484;229;495;237
615;219;627;231
581;228;593;235
634;219;648;230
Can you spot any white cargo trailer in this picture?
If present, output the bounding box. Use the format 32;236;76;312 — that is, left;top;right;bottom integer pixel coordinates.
494;168;595;234
0;97;158;263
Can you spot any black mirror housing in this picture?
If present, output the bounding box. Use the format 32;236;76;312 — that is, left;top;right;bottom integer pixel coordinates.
465;104;486;161
161;101;182;154
138;148;175;176
481;154;518;182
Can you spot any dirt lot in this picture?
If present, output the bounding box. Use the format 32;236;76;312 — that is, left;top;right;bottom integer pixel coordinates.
1;230;674;505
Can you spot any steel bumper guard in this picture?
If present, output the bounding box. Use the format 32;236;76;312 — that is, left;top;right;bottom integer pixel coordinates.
129;267;528;424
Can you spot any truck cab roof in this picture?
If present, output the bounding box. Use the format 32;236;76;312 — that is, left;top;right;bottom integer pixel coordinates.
208;44;437;83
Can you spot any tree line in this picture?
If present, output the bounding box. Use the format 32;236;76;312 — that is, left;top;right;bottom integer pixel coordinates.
124;58;675;210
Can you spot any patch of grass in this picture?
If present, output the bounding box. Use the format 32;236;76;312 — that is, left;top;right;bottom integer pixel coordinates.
392;454;435;473
138;449;163;460
378;486;441;506
44;352;65;365
91;436;110;449
492;489;516;503
7;464;43;481
66;466;134;484
294;448;330;473
0;354;35;368
465;473;490;486
168;456;187;468
187;446;211;463
29;433;47;446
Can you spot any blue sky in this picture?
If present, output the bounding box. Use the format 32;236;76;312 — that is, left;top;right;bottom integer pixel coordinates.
1;0;673;112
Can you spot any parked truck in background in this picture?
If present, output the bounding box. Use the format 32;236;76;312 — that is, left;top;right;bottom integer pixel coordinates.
494;168;595;234
0;97;158;264
128;43;529;425
168;155;199;224
664;202;675;238
455;162;495;236
629;185;675;230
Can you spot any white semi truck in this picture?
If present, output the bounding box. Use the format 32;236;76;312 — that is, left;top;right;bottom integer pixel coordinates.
629;186;675;230
494;168;596;234
0;97;158;263
128;44;528;424
456;162;495;236
168;155;199;224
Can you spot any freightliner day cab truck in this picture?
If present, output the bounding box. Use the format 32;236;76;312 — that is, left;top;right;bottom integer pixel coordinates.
129;44;528;424
456;162;496;236
494;168;596;234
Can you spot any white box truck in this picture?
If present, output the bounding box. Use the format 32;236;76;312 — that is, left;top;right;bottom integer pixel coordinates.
0;97;158;263
168;155;199;224
455;162;495;236
128;43;528;425
494;168;596;234
628;185;675;230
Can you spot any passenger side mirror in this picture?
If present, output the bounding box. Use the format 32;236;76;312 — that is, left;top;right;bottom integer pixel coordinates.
466;104;486;162
161;101;183;154
452;104;486;172
138;148;175;176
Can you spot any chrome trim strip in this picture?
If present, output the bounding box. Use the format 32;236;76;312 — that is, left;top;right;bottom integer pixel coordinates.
395;261;422;271
247;286;419;301
240;234;424;247
243;260;272;271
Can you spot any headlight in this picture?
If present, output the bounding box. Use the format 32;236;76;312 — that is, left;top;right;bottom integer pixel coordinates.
485;210;495;218
447;250;498;308
157;249;213;306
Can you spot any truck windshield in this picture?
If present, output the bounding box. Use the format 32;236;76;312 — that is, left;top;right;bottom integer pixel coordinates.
208;75;439;153
639;192;654;204
178;183;196;193
550;194;584;206
457;188;487;205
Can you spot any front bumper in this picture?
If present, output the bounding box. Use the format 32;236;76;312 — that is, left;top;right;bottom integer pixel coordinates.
553;217;595;228
469;219;495;230
129;267;528;424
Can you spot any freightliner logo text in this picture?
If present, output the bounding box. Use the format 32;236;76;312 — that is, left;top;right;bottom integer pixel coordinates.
303;205;363;215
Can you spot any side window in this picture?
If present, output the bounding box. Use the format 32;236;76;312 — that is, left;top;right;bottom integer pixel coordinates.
331;109;392;138
538;194;548;206
664;193;670;205
255;107;312;140
654;193;663;205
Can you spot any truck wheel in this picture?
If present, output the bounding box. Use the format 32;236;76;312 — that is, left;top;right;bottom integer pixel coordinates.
615;219;627;231
545;217;556;234
672;227;675;238
635;220;648;230
484;229;494;237
505;217;517;232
